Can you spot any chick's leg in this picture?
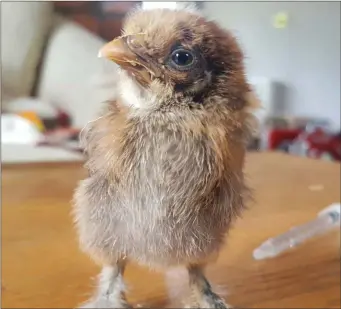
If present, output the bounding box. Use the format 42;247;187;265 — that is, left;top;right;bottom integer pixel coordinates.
79;259;130;308
187;264;230;309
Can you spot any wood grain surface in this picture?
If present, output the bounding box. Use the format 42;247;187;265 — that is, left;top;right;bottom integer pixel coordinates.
2;152;340;308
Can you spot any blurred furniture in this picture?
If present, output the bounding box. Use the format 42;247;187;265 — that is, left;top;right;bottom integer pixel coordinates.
1;2;119;130
259;116;341;161
1;2;121;163
2;152;340;308
54;1;140;41
267;127;341;161
249;77;279;126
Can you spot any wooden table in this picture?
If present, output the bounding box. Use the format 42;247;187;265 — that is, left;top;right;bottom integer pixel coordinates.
2;152;340;308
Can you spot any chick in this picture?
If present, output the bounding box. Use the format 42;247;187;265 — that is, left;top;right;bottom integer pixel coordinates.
73;6;257;309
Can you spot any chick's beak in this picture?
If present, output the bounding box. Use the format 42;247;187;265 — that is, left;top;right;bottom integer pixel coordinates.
98;35;160;85
98;36;138;63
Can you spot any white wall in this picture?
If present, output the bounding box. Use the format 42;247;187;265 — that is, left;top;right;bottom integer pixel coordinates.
204;2;340;130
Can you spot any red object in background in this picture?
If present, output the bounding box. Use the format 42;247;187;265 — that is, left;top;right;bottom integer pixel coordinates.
305;128;341;161
57;109;71;128
267;128;302;149
267;127;341;161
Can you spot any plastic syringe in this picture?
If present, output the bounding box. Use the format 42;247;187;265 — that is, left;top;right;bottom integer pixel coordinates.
253;203;340;260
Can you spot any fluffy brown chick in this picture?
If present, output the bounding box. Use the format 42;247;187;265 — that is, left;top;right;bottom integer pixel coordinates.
73;6;257;309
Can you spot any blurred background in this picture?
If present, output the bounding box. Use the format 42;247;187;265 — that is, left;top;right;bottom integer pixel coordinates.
2;3;340;308
1;1;340;164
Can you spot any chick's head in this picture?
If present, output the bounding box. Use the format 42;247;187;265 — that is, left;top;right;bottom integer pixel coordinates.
99;8;250;110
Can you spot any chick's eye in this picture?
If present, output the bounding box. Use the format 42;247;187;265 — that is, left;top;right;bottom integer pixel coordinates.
171;49;194;67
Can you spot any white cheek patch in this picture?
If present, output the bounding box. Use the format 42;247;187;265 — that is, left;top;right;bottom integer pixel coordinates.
118;72;144;108
118;71;158;110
